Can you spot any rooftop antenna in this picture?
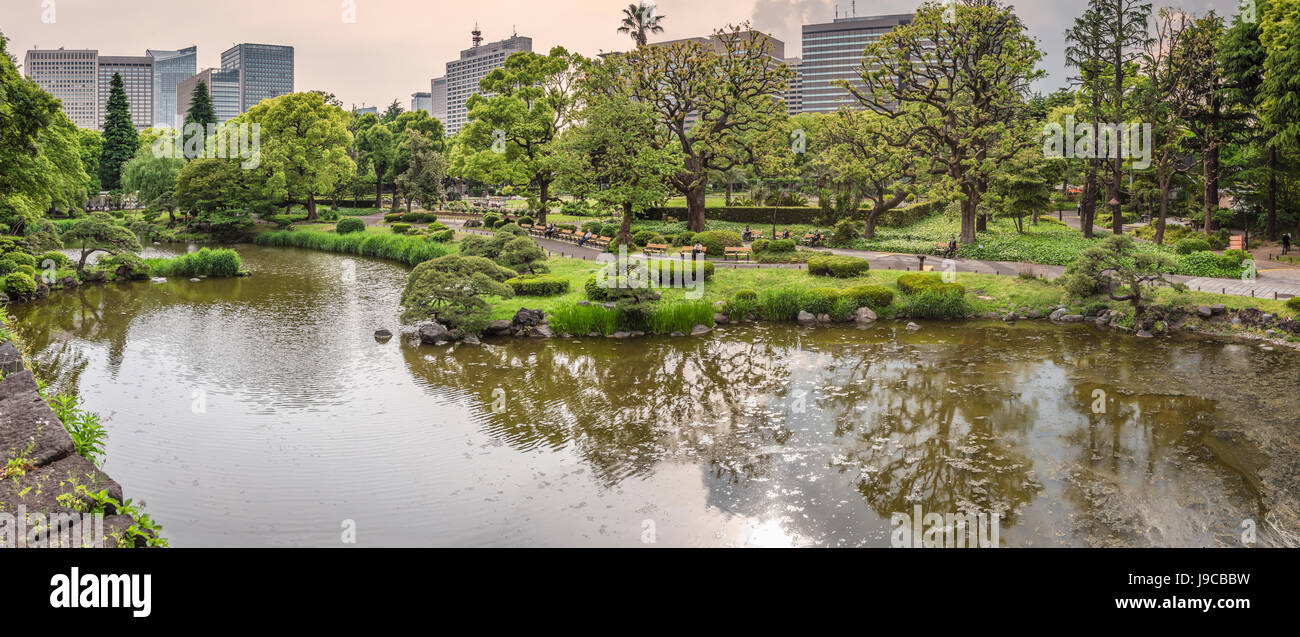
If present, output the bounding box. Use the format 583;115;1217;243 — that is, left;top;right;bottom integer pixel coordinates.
472;23;483;48
852;0;856;17
835;3;839;18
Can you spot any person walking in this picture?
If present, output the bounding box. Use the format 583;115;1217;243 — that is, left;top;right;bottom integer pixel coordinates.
1283;233;1292;255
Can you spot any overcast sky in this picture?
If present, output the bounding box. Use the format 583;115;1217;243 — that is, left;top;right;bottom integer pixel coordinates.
1;0;1244;110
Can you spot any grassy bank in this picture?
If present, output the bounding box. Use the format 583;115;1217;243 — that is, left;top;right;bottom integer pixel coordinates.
254;230;456;266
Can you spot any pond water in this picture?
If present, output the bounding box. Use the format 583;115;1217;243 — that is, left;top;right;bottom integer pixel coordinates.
9;245;1297;547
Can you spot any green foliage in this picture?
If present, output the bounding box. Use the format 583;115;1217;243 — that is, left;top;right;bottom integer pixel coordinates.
497;237;548;275
483;214;500;228
1;272;37;299
1286;297;1300;312
145;248;243;278
692;230;742;257
48;393;107;465
400;254;517;333
801;288;847;316
96;252;150;280
1174;237;1212;254
1060;235;1184;316
723;290;760;321
40;251;71;269
391;223;412;234
757;287;806;321
254;230;452;266
672;231;696;247
807;255;870;278
829;219;863;248
902;289;970;320
428;229;456;243
632;229;664;247
549;303;622;336
1;252;36;268
897;273;946;295
648;301;715;334
99;73;138;191
506;274;570;296
845;285;895;310
336;218;366;234
384;213;404;223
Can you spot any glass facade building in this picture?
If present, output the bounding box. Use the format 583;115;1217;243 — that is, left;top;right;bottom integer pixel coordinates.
148;46;198;129
176;68;241;127
221;43;294;112
800;14;913;114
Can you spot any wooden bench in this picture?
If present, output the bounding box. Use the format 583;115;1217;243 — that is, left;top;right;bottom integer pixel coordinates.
590;236;611;250
558;230;577;243
934;243;960;258
644;243;669;255
801;234;824;247
724;247;752;262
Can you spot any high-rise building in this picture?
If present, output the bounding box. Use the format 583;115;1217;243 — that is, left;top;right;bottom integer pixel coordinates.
783;57;804;116
641;30;788;128
220;43;294;112
97;55;154;130
411;92;432;115
443;29;532;135
23;48;99;129
430;77;447;125
176;68;241;127
801;14;913;114
355;106;378;116
148;46;197;129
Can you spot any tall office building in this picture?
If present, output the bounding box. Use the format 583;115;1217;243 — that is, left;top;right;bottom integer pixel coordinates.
783;57;804;115
148;46;197;129
430;77;447;124
442;28;531;135
23;48;99;129
220;43;294;112
642;30;788;128
176;68;241;126
800;14;913;114
411;92;432;115
355;106;378;115
97;56;154;130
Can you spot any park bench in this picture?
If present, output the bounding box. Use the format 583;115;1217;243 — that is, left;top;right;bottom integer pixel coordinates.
558;230;577;242
801;234;825;247
743;231;764;242
590;236;611;250
724;247;752;262
934;243;960;259
644;243;670;255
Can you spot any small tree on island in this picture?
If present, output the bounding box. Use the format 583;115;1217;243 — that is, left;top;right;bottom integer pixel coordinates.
1061;234;1185;318
400;255;517;333
65;212;143;272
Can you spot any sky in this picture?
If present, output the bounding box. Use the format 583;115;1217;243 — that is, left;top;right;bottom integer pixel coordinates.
1;0;1244;110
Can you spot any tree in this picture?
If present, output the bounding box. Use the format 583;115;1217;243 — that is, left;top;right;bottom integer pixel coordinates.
497;237;547;274
242;92;355;220
1065;6;1108;238
389;111;446;211
458;47;585;225
1092;0;1153;235
354;113;391;208
562;57;680;246
1184;13;1229;235
1138;8;1200;244
1260;0;1300;238
122;148;184;224
617;1;666;47
624;25;793;232
77;129;103;197
992;157;1051;233
1061;234;1183;317
400;254;517;333
394;130;448;213
64;211;142;271
382;99;405;124
99;73;138;191
848;2;1042;244
815;110;919;239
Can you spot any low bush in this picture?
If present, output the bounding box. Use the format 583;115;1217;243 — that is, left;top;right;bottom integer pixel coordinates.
808;255;870;278
801;288;846;316
1;252;37;269
336;218;366;235
483;214;500;228
384;213;404;223
390;223;412;235
897;273;945;295
673;231;696;247
633;230;664;247
428;229;456;243
1287;297;1300;312
1174;237;1212;254
764;239;797;254
0;260;14;277
844;285;895;310
146;248;243;278
724;290;760;322
693;231;742;257
97;253;151;280
582;221;603;234
2;272;38;299
506;274;570;297
519;216;534;227
41;251;71;268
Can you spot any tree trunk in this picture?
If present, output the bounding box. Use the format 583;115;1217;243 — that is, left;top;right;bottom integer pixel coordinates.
725;182;733;207
1155;175;1172;246
959;184;977;245
305;192;318;221
538;179;551;226
686;182;707;233
619;202;634;247
1203;144;1219;235
1267;145;1278;242
1081;162;1099;239
375;168;383;209
1109;155;1123;236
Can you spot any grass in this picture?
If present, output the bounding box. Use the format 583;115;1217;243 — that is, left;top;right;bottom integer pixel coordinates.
254;230;455;266
648;301;716;334
145;248;244;278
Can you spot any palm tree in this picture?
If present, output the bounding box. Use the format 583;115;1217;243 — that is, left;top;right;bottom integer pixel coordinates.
617;2;666;48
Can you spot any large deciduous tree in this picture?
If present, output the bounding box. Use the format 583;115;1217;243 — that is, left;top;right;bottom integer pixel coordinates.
394;130;448;213
1138;8;1199;245
623;24;793;232
241;92;355;221
814;110;919;239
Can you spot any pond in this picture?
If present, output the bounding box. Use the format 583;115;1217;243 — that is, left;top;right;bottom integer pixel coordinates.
9;245;1297;547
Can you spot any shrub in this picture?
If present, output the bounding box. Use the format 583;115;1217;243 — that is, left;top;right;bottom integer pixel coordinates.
429;223;449;232
41;251;71;268
1;252;37;269
724;290;760;322
750;239;770;254
897;273;945;295
1287;297;1300;312
801;288;846;315
336;218;366;235
483;214;499;228
496;223;529;238
1174;238;1212;254
734;289;758;301
146;248;243;278
582;221;603;234
15;265;36;279
757;287;806;321
829;219;862;248
391;223;412;235
519;216;534;227
808;255;870;278
903;289;969;320
97;253;151;280
506;274;570;297
1;272;38;299
632;230;664;247
254;230;452;266
600;223;622;239
1221;249;1248;267
673;231;696;247
765;239;797;253
384;213;404;224
428;229;455;243
693;231;742;257
845;285;895;310
0;260;14;278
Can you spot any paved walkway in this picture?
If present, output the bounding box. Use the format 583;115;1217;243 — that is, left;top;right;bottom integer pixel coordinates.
439;216;1300;301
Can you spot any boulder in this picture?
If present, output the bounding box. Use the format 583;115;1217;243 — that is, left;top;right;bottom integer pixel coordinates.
418;323;454;345
530;325;554;339
482;320;512;337
58;276;78;288
150;277;166;284
906;322;921;332
714;313;730;325
189;278;201;283
796;311;818;327
0;371;75;467
1136;330;1154;339
1062;315;1085;323
511;308;546;329
630;331;646;338
0;454;124;535
670;332;685;337
84;271;106;283
373;328;393;340
816;313;832;324
610;332;631;340
1198;306;1214;318
855;307;878;324
1028;310;1042;319
1003;313;1017;324
462;335;482;346
577;301;591;307
1050;308;1066;322
690;325;711;336
35;284;49;298
0;292;8;303
1211;304;1227;316
0;341;23;375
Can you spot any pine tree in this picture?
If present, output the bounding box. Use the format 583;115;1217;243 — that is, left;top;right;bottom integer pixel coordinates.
99;73;138;192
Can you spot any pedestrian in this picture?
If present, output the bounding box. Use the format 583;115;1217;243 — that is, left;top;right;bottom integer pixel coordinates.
1284;233;1292;255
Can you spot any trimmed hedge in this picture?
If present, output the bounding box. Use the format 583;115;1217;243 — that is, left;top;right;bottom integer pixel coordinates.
808;255;870;278
428;229;456;243
640;200;941;226
506;274;570;297
336;218;366;234
897;273;945;295
391;223;412;234
693;231;742;257
1;252;37;269
1174;238;1212;254
845;285;895;309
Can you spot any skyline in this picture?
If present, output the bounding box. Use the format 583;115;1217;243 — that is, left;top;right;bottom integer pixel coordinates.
2;0;1243;114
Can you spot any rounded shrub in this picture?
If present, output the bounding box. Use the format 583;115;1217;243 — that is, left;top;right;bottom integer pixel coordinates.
1287;297;1300;312
2;272;38;299
41;251;72;268
673;231;697;247
734;289;758;301
750;239;771;254
693;231;742;257
0;260;14;278
506;274;570;297
1174;238;1212;254
845;285;895;310
801;288;846;315
15;264;36;279
600;223;622;239
1221;249;1248;267
582;221;602;234
390;223;412;235
897;273;946;295
336;218;366;235
383;213;404;224
766;239;796;253
428;229;456;243
654;258;715;284
633;230;664;247
483;214;500;228
2;252;37;269
518;216;534;227
808;255;870;278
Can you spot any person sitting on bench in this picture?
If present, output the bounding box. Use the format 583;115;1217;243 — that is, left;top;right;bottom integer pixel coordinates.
577;231;593;247
810;231;823;246
781;228;792;240
544;223;556;239
691;242;706;259
943;236;958;259
743;226;753;242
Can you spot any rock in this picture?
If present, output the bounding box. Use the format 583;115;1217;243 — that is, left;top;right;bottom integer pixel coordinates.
1263;313;1275;323
578;301;591;307
587;332;601;338
1136;330;1154;338
418;323;455;345
691;325;711;336
0;371;76;467
1050;308;1066;322
511;308;546;329
1232;318;1242;327
714;313;730;325
855;307;877;324
816;313;832;324
0;341;23;375
610;332;631;339
670;332;685;338
629;331;646;338
601;302;617;310
1198;306;1214;318
84;271;106;283
797;311;818;327
0;454;124;529
1003;313;1017;324
0;292;8;303
530;325;554;339
35;284;49;298
150;277;166;284
462;335;482;346
1212;304;1227;315
373;328;393;341
1029;310;1042;319
1062;315;1085;323
482;320;512;337
58;276;78;288
906;322;921;332
189;278;201;283
1266;329;1278;337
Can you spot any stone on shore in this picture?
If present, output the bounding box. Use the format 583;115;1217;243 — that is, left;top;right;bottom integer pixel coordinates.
0;341;24;375
714;313;730;325
482;320;512;337
1198;306;1214;318
418;322;455;345
690;325;711;336
0;370;75;467
797;311;817;327
855;307;877;324
906;322;921;332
